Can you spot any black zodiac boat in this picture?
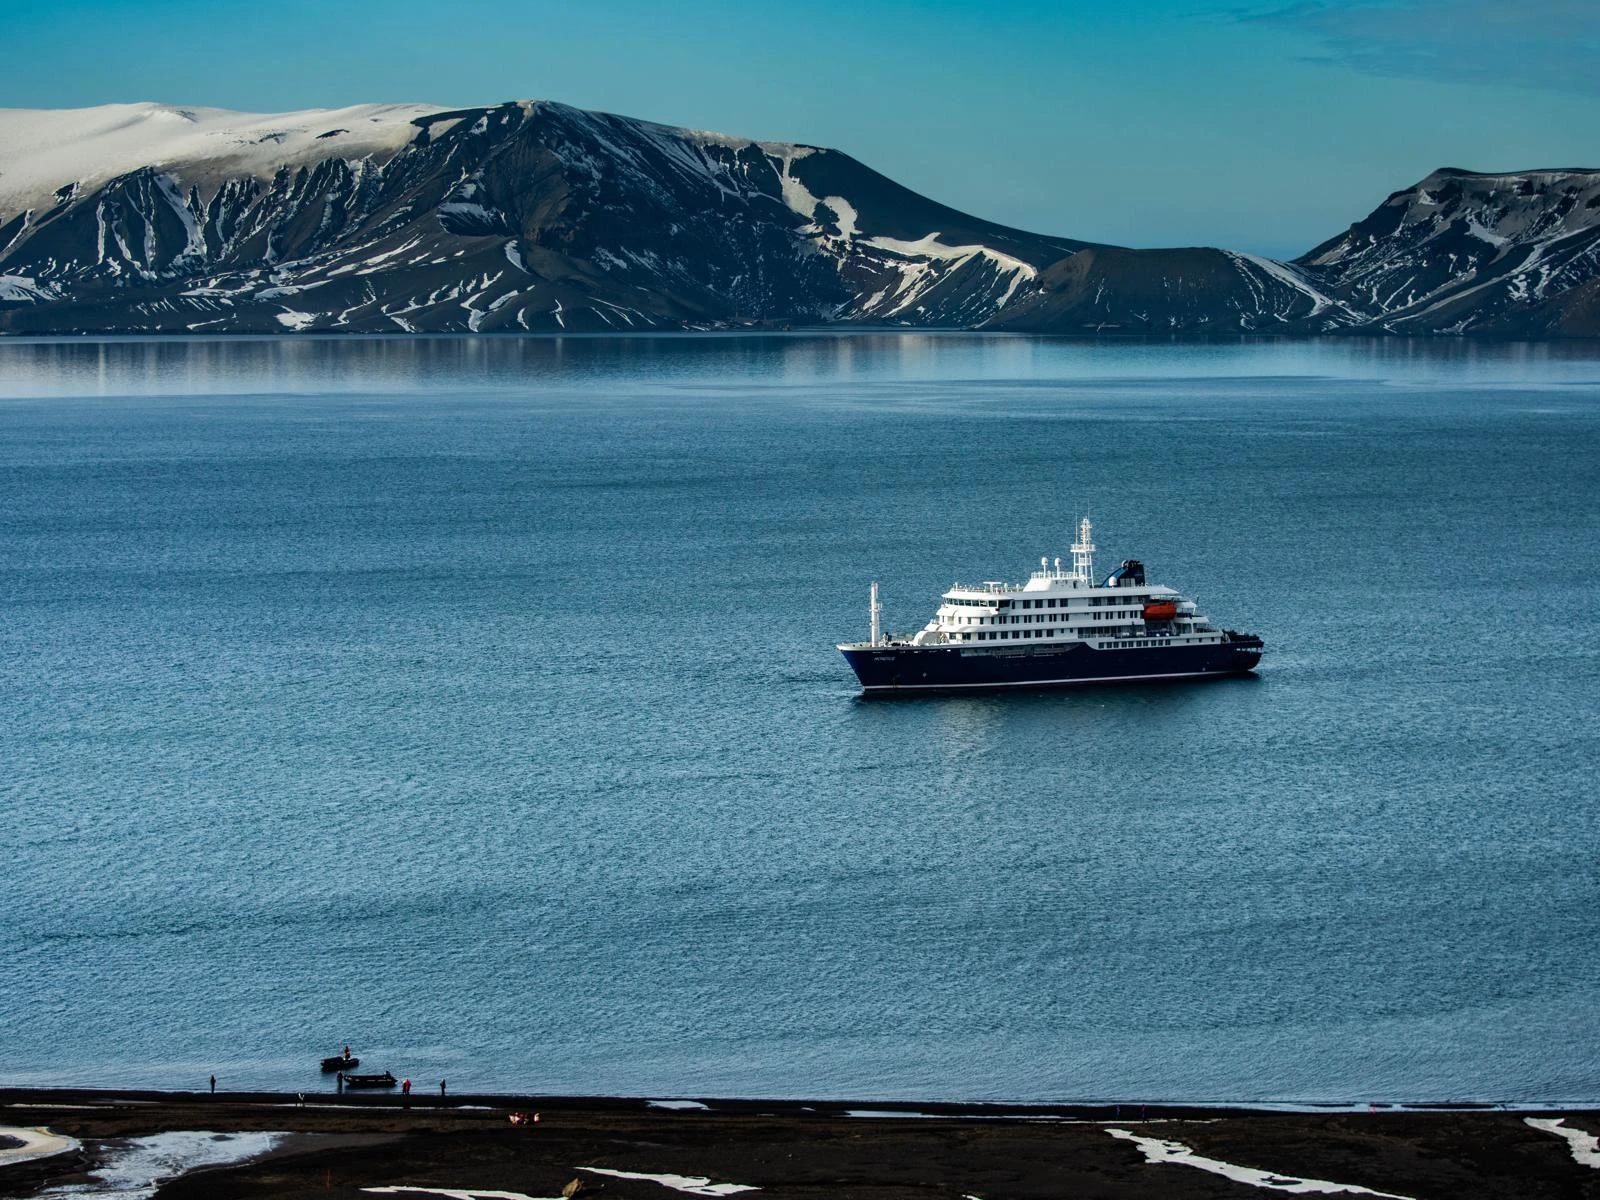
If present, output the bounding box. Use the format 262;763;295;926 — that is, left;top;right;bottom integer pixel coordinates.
341;1070;397;1088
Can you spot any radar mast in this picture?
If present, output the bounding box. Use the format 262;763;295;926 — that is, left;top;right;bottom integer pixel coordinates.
1071;517;1096;585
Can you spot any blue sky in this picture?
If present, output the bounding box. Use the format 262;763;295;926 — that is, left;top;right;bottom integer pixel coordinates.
5;0;1597;258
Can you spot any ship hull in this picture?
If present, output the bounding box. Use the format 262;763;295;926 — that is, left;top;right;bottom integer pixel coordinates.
839;639;1261;694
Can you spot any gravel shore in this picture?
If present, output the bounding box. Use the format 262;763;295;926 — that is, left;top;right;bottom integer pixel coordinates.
2;1089;1597;1199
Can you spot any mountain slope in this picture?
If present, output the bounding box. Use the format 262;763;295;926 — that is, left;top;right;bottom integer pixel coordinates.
0;100;1084;334
984;245;1358;334
2;101;1598;337
1295;168;1600;336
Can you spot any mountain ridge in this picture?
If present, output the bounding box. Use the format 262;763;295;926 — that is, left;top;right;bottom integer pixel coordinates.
1;99;1596;337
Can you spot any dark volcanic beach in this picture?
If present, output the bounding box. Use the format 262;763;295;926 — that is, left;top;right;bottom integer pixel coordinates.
3;1090;1599;1200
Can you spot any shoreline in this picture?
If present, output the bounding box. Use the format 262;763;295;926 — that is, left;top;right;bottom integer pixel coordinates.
4;328;1600;345
3;1088;1598;1200
5;1085;1593;1118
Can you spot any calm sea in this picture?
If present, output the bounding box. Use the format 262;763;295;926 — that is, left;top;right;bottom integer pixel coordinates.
1;334;1597;1104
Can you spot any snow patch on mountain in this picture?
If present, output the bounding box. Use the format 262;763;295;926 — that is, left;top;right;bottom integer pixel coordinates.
1227;251;1346;318
0;273;56;303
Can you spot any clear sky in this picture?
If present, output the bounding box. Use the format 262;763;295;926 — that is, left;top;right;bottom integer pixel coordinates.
5;0;1597;258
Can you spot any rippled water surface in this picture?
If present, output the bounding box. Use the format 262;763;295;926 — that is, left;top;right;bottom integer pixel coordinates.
2;334;1597;1103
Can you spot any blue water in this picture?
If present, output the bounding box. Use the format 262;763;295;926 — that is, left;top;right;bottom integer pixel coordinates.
1;334;1598;1104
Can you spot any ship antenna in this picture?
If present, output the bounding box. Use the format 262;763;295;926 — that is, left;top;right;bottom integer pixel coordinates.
870;580;882;646
1071;516;1096;585
1075;518;1100;588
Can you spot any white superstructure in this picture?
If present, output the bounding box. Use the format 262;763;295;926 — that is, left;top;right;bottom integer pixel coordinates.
874;518;1230;653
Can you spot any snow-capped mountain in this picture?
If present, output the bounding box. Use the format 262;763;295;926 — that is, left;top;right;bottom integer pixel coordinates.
1;100;1597;337
1293;168;1600;336
0;100;1083;334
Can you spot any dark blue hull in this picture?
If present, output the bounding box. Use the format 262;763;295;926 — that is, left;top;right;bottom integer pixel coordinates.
840;635;1262;694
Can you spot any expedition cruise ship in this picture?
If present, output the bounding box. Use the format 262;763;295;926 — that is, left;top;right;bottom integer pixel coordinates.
838;519;1263;694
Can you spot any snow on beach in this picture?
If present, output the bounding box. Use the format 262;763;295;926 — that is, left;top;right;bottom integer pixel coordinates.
1105;1128;1416;1197
40;1130;281;1200
1525;1118;1600;1168
364;1172;759;1200
577;1168;759;1196
0;1126;79;1167
366;1190;564;1200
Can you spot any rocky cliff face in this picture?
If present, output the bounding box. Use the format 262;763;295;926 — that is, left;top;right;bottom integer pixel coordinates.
1;101;1597;337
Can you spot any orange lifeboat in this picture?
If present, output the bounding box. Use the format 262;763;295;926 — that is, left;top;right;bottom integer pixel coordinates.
1143;600;1178;621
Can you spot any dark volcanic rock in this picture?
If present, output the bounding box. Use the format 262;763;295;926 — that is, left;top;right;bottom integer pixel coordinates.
986;245;1352;334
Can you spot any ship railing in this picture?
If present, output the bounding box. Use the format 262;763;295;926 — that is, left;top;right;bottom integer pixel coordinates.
948;581;1018;595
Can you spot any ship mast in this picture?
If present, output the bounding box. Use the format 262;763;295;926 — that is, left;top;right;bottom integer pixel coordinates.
870;580;882;646
1071;517;1096;585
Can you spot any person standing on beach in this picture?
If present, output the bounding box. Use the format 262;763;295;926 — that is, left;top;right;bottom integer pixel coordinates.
209;1075;216;1095
440;1079;447;1098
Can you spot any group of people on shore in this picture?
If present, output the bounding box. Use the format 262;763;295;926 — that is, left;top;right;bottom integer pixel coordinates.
207;1043;449;1100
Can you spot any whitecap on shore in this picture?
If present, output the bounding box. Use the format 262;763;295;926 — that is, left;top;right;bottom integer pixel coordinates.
1105;1128;1415;1197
